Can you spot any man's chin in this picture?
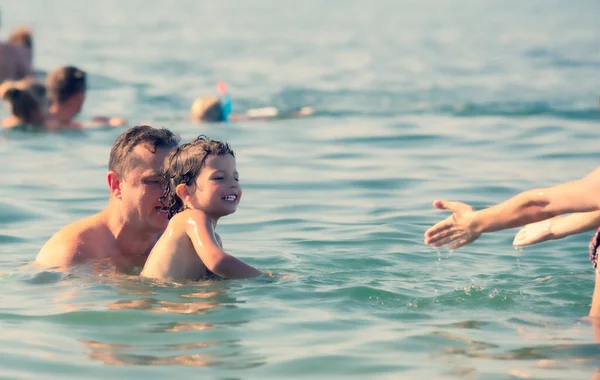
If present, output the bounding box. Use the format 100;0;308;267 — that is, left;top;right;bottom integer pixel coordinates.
150;212;170;231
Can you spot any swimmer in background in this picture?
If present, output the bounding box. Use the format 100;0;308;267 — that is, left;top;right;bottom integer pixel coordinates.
7;26;34;74
190;96;314;123
45;65;126;129
1;68;126;131
190;83;314;123
140;135;264;281
0;16;33;82
0;77;47;128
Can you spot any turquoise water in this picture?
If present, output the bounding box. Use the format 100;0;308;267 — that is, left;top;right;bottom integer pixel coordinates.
2;1;600;378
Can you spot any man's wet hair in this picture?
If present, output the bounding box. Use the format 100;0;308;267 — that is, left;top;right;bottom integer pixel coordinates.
108;125;180;177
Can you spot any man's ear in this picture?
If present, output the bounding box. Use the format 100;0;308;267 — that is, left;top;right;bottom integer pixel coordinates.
107;171;122;199
175;184;189;204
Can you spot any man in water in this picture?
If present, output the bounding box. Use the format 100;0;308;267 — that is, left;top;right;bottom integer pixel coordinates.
36;125;180;270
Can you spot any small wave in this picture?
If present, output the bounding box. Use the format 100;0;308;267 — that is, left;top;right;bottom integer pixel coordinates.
276;87;600;120
448;101;599;120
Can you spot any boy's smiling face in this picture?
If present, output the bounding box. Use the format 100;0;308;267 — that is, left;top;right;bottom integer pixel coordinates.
187;154;241;218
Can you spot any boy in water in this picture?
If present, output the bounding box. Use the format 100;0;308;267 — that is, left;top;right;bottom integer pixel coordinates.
140;135;264;281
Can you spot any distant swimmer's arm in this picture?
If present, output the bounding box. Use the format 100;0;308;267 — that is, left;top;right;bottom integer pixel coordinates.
513;211;600;247
227;111;271;122
228;106;314;122
424;167;600;249
283;106;314;118
186;211;263;279
88;116;127;128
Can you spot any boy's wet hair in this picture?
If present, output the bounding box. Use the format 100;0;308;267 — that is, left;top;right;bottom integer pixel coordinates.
108;125;180;177
163;135;235;218
0;79;46;126
46;66;87;104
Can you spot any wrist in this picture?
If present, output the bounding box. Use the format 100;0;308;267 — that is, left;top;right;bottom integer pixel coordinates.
545;218;557;239
468;210;484;236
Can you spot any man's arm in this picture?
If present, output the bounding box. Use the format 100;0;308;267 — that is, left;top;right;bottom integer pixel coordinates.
186;211;263;279
424;168;600;249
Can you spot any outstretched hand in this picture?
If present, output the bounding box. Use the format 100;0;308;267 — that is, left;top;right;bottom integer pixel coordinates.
91;116;127;127
512;218;554;247
424;200;479;250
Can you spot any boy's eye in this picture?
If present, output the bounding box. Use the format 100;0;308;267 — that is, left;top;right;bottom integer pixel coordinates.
213;177;224;180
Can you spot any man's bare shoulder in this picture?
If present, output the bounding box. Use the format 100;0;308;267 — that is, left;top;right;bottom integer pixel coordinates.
36;212;111;268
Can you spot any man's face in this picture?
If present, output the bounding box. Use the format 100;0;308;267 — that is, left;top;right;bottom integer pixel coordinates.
118;145;173;233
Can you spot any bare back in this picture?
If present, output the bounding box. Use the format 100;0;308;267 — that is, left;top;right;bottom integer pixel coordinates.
0;43;31;83
140;211;213;281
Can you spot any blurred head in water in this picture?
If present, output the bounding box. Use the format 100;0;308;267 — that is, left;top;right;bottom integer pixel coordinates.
0;78;47;127
8;26;33;67
46;65;87;121
190;96;224;122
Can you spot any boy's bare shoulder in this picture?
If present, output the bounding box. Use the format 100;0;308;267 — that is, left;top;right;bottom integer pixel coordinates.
36;213;110;267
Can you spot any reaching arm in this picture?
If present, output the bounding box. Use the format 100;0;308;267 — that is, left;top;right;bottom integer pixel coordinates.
87;116;127;128
513;211;600;247
185;211;263;279
228;106;314;122
424;167;600;249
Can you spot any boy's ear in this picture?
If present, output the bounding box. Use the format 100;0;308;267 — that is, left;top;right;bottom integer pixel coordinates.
107;171;122;199
175;184;189;203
